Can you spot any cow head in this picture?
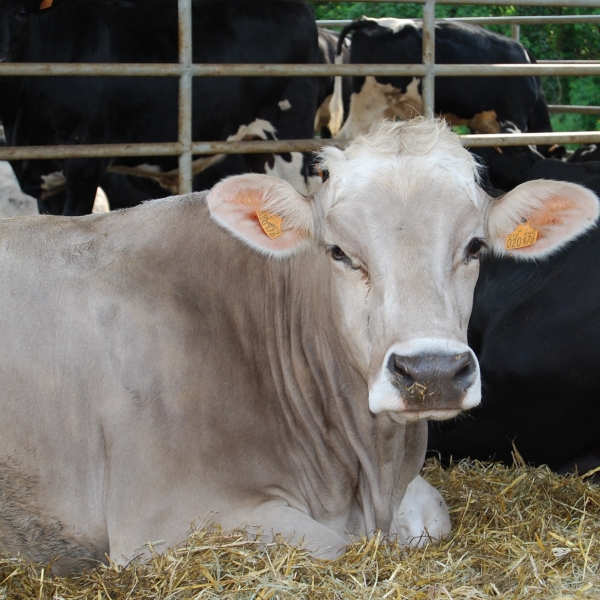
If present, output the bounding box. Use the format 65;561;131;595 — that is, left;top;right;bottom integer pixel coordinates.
0;0;52;62
208;119;598;421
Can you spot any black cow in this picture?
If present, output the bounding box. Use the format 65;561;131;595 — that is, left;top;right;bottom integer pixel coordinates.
328;17;552;140
527;158;600;184
0;0;319;215
428;171;600;474
470;121;543;192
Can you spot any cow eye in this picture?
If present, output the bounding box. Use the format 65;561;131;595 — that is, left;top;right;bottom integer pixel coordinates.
466;237;485;257
329;245;348;262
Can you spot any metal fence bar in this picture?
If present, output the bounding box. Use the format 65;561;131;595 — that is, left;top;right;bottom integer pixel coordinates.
422;0;436;118
548;105;600;115
317;15;600;27
178;0;193;194
1;63;600;77
311;0;600;5
461;131;600;146
1;0;598;173
2;131;600;162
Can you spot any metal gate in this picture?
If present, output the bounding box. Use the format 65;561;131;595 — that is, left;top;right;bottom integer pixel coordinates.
0;0;599;196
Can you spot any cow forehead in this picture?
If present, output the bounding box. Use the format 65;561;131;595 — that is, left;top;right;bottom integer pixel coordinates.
323;165;483;260
315;119;484;250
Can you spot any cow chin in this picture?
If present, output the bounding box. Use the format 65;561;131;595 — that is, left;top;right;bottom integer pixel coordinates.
367;337;482;420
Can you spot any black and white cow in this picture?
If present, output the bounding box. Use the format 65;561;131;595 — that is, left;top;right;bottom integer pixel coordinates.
328;18;551;142
0;0;320;215
315;28;352;138
569;144;600;163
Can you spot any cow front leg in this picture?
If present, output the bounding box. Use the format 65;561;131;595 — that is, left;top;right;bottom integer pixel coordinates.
238;504;350;559
393;475;451;546
63;157;110;216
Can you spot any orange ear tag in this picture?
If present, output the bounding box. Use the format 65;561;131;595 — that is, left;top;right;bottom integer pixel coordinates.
39;0;53;9
505;220;539;250
256;210;284;240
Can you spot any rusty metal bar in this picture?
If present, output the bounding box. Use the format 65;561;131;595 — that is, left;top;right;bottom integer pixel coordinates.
548;105;600;115
511;24;521;41
422;0;436;119
178;0;193;194
2;63;600;78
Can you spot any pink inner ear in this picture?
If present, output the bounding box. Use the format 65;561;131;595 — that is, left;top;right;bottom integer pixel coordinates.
510;194;596;255
208;177;308;254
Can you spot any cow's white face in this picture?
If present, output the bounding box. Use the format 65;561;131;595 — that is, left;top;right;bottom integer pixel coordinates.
208;119;599;421
316;124;484;420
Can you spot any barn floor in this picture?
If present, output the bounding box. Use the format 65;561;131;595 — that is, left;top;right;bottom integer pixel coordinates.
0;459;598;599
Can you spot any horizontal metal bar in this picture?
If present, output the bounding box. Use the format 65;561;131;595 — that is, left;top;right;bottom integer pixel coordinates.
0;143;184;160
431;64;600;76
0;140;348;161
461;131;600;147
311;0;600;5
548;105;600;115
1;63;600;78
318;15;600;27
2;132;600;161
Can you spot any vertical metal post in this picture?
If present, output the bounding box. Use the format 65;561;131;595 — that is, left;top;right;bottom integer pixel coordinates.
422;0;436;119
178;0;193;194
511;24;521;41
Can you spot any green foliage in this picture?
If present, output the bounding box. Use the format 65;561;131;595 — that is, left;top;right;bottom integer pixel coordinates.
308;3;600;130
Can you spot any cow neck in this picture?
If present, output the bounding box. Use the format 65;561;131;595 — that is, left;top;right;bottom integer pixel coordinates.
263;250;422;534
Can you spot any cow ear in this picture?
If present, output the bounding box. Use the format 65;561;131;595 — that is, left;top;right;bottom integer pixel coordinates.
485;180;599;259
207;174;315;257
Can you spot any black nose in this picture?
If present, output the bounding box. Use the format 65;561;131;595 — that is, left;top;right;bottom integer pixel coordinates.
388;351;477;410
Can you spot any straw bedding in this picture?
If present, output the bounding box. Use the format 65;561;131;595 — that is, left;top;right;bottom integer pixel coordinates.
0;459;598;599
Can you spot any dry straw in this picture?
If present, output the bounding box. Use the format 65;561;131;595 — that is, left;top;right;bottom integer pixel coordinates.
1;459;598;599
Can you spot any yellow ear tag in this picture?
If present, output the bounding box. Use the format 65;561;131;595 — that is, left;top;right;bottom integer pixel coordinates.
256;210;284;240
39;0;53;9
505;220;539;250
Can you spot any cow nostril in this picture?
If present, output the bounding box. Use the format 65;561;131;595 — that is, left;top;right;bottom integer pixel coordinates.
453;355;476;388
389;355;415;384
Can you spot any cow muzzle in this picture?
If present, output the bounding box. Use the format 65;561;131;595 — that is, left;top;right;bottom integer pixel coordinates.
368;339;481;419
389;351;476;409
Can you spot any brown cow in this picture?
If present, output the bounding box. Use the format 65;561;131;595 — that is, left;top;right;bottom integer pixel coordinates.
0;119;596;574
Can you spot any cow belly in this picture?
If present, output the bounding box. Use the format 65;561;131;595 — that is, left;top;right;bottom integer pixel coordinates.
0;274;113;571
0;459;108;574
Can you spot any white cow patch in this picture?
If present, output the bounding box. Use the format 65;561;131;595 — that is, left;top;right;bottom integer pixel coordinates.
581;144;598;157
278;99;292;111
365;17;416;34
337;76;423;139
0;162;38;218
265;154;322;196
